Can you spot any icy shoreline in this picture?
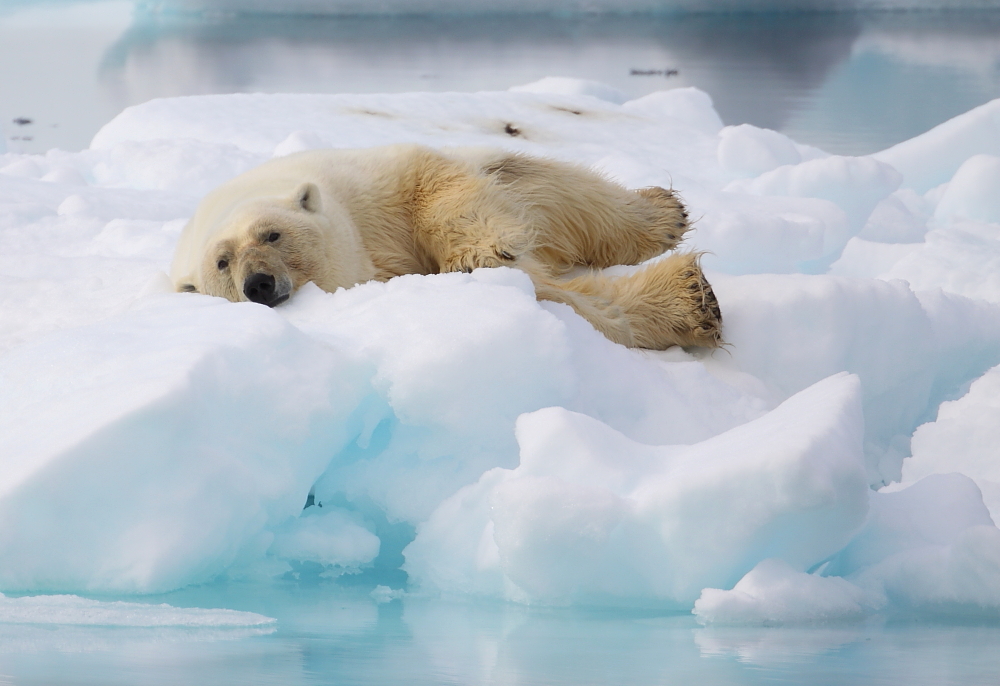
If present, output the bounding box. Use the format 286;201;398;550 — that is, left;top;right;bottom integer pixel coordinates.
2;80;1000;624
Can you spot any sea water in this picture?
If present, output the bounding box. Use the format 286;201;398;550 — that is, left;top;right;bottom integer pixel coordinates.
1;2;999;155
3;585;1000;686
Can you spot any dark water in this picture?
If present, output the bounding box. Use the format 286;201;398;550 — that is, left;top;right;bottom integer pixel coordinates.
2;585;1000;685
1;2;999;154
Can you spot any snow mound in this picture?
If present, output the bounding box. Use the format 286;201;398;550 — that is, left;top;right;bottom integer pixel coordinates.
725;155;902;267
622;87;725;135
873;98;1000;194
717;124;803;179
0;295;382;592
701;473;1000;623
934;154;1000;225
404;373;868;606
829;474;1000;616
706;274;1000;485
904;367;1000;522
284;271;762;525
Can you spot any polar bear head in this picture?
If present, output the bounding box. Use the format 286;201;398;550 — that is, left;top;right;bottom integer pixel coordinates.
172;182;365;306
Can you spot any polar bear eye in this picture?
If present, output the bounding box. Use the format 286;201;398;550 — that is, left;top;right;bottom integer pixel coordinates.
267;232;280;243
217;259;229;271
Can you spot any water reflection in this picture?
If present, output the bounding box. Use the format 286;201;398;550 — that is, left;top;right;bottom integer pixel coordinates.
103;10;998;153
4;588;1000;686
694;623;870;664
1;5;998;154
98;12;862;136
92;12;876;155
783;10;1000;151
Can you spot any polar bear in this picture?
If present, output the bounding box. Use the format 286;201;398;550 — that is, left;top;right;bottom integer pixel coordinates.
171;144;721;349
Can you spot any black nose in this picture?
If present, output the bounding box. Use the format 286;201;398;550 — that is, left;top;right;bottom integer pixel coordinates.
244;273;276;304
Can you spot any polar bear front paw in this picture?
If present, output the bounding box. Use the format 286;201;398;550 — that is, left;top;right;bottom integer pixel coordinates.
441;242;521;274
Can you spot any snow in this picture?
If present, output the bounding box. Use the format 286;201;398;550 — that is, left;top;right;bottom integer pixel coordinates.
873;99;1000;194
727;156;901;241
934;154;1000;225
717;124;804;180
697;473;1000;624
2;78;1000;623
510;77;629;105
0;295;381;592
829;474;1000;616
903;368;1000;522
405;373;868;606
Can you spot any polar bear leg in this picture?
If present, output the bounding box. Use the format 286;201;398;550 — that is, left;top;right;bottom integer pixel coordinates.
410;159;536;274
477;152;690;273
526;263;637;347
528;253;722;350
610;252;722;349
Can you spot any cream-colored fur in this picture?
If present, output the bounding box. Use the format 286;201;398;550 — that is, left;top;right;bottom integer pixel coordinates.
171;144;722;349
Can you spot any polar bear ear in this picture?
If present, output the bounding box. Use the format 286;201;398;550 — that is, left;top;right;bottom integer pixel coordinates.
294;183;322;213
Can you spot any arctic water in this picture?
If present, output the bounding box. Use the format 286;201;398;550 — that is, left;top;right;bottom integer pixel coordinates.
2;2;1000;155
6;587;1000;686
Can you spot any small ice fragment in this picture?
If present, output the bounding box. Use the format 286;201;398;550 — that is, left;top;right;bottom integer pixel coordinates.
693;559;883;625
370;585;405;604
273;131;330;158
509;77;627;105
0;593;275;627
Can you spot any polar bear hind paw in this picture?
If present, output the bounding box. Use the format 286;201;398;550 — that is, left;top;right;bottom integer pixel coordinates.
612;252;724;350
685;265;723;348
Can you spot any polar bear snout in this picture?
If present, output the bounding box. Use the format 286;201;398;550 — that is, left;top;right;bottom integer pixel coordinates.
244;272;290;307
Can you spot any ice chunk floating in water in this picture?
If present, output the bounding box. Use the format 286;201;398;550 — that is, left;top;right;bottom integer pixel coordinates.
693;558;884;625
2;80;1000;625
0;593;275;628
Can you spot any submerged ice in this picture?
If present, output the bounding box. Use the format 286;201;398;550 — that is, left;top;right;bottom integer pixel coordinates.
2;79;1000;624
0;593;275;628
